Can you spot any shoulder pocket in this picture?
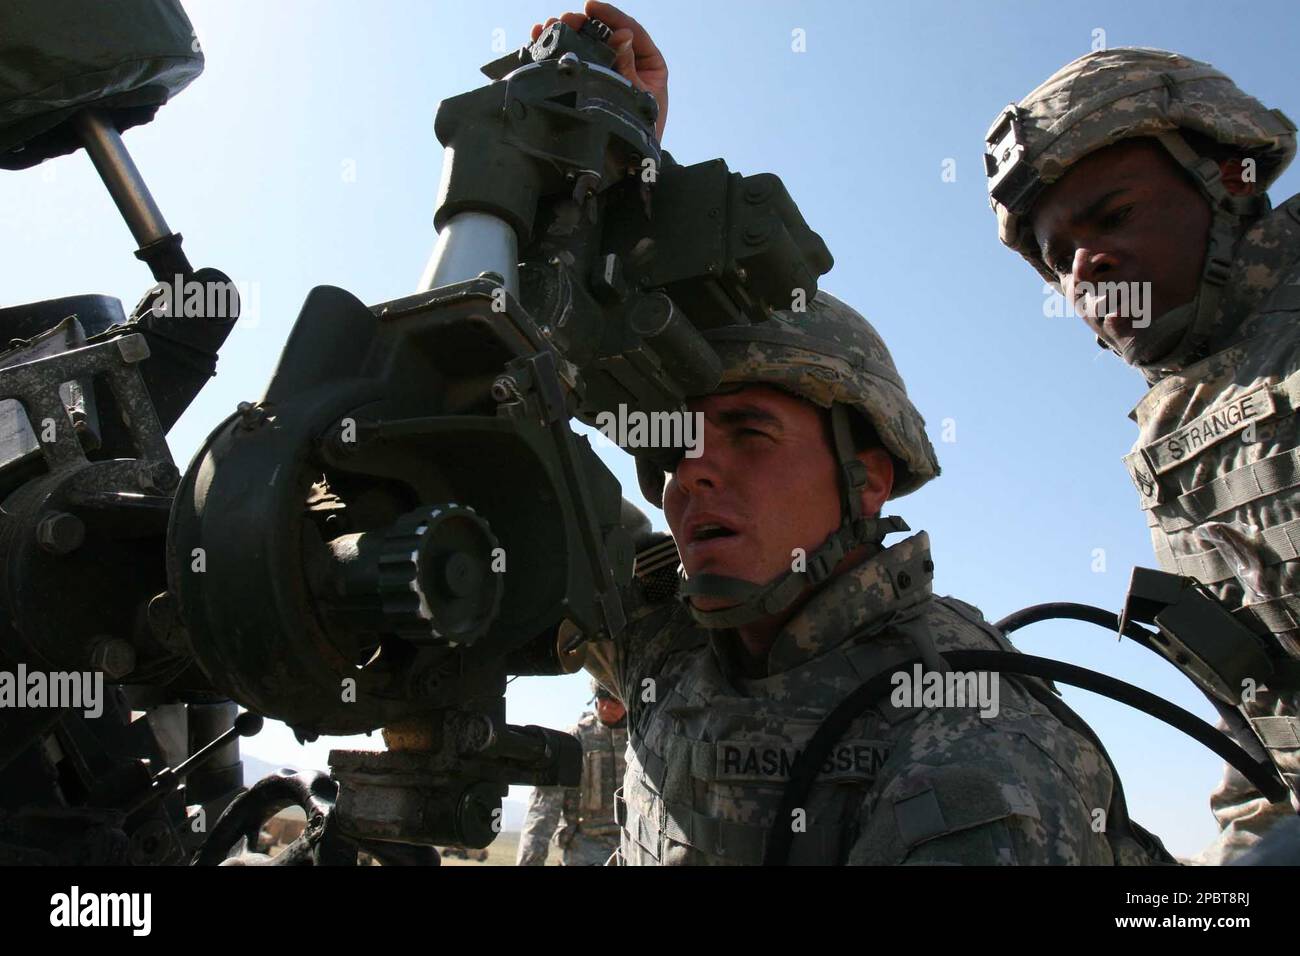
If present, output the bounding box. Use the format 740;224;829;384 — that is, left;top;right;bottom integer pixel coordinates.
852;765;1039;865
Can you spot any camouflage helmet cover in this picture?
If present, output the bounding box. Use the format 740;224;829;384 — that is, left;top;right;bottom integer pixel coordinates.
987;47;1297;284
637;290;941;506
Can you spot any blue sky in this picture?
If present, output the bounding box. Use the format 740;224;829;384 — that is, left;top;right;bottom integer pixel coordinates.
3;0;1298;857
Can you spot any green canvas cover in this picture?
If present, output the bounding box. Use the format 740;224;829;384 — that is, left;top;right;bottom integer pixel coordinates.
0;0;203;170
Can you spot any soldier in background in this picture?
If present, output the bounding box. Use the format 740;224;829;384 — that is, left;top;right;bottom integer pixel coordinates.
516;679;627;866
983;49;1300;863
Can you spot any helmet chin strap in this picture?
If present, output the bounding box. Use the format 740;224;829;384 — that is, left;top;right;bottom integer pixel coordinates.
1115;299;1197;369
678;404;908;629
1101;131;1268;376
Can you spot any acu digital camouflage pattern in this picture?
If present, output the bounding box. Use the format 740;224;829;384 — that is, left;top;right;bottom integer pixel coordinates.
702;290;940;499
584;532;1169;865
639;290;941;507
990;47;1297;286
1119;193;1300;863
989;45;1300;863
515;711;627;866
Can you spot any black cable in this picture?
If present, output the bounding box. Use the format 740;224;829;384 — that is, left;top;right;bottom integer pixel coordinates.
763;650;1286;866
995;601;1158;647
996;602;1269;765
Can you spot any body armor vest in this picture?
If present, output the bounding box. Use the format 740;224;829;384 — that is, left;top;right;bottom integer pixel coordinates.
1122;193;1300;860
613;534;1161;865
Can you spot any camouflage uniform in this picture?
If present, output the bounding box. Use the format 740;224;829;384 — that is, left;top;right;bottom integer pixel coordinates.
590;292;1169;865
984;49;1300;863
516;710;627;866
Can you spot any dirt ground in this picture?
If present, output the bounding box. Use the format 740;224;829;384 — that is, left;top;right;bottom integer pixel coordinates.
437;831;532;866
258;807;540;865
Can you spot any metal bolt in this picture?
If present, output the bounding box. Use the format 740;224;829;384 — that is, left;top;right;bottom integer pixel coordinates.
236;401;267;430
90;637;136;679
147;592;190;654
127;820;171;865
116;335;150;364
571;171;600;205
138;460;179;494
36;512;84;555
638;92;659;123
557;51;580;75
477;271;504;285
734;267;749;284
491;376;521;403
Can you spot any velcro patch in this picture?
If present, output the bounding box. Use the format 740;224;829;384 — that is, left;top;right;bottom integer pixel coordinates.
714;737;890;784
1141;385;1277;475
1123;447;1164;508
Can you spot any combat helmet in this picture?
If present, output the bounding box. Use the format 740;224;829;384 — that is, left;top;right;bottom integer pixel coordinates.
984;47;1297;369
637;290;941;629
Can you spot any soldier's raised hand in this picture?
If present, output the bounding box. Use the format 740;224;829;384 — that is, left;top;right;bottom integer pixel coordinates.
530;2;668;142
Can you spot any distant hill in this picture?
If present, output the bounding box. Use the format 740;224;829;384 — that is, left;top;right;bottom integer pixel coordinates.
240;755;526;831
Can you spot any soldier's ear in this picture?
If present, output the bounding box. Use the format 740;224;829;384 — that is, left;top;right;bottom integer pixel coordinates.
856;447;894;517
1219;157;1257;197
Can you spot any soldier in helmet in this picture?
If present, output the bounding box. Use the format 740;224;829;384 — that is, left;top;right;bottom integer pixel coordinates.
984;48;1300;864
515;677;628;866
533;4;1174;866
600;289;1181;865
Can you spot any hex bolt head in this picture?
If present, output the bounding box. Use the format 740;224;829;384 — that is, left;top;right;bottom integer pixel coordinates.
36;512;85;555
235;401;268;430
138;461;180;494
90;638;136;679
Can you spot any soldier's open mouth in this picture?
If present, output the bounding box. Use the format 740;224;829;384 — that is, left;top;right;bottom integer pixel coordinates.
693;523;737;541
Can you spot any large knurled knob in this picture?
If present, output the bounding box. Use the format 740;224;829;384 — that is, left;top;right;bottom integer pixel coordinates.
376;504;503;646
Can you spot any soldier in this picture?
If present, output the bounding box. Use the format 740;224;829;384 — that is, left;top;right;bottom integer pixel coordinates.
529;3;1173;868
515;678;627;866
983;48;1300;863
587;297;1174;866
